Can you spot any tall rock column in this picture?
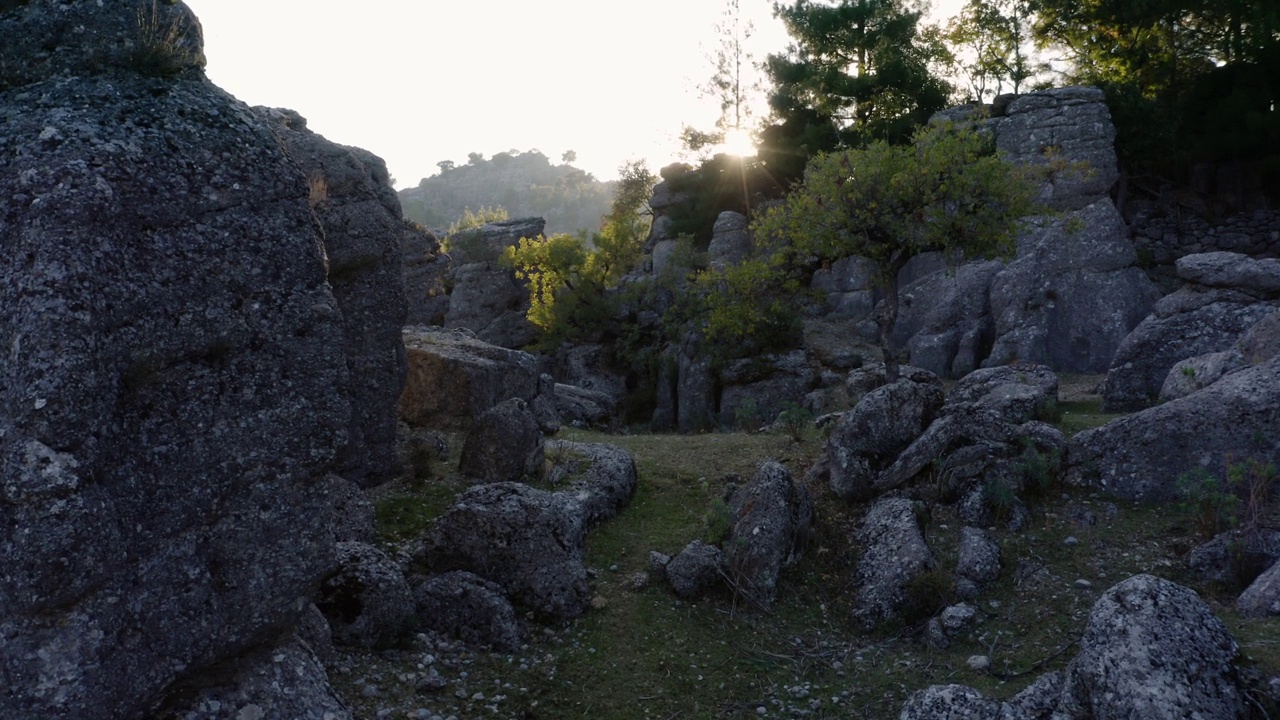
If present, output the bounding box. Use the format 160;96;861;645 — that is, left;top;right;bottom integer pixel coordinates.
1;2;352;717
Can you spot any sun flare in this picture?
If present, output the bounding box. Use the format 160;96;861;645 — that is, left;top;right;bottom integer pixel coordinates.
718;127;757;157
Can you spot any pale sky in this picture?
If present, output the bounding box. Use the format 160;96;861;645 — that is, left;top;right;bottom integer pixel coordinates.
187;0;963;189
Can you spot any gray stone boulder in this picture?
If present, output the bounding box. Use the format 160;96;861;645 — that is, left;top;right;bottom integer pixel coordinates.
811;255;881;318
399;327;547;430
423;483;590;620
159;637;351;720
1069;356;1280;502
724;462;814;607
1238;559;1280;618
823;373;946;501
459;397;545;484
844;363;942;405
1188;529;1280;587
988;86;1119;211
1160;308;1280;402
902;261;1004;377
901;575;1248;720
327;475;376;544
666;540;726;599
555;343;629;409
719;350;815;430
853;497;936;629
708;211;752;271
554;383;616;428
443;263;539;349
984;200;1160;374
547;441;639;529
951;363;1059;424
446;217;545;266
316;542;416;650
412;571;524;652
1178;251;1280;294
956;527;1002;585
677;331;716;432
1;4;354;717
259;107;409;487
1238;309;1280;364
1053;575;1247;719
402;224;450;326
1103;252;1280;411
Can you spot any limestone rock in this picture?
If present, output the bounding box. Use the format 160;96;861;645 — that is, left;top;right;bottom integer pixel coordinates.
0;3;352;716
1177;251;1280;294
725;462;814;607
424;482;592;620
316;542;415;650
951;363;1059;425
666;540;725;599
158;637;351;720
1238;559;1280;618
554;383;617;428
719;351;815;430
1069;356;1280;502
259;107;410;487
443;263;539;349
824;374;945;501
1188;529;1280;587
707;211;752;271
547;441;639;529
956;527;1002;585
399;327;546;430
852;497;936;629
412;571;524;652
985;200;1160;373
903;261;1003;377
402;224;450;326
459;398;545;484
677;332;716;432
326;475;376;544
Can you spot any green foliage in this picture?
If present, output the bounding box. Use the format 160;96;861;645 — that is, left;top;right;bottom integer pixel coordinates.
733;397;764;434
901;566;953;624
942;0;1046;102
777;401;814;442
447;205;508;235
1177;467;1242;538
129;1;199;77
767;0;953;146
1032;397;1062;423
693;257;806;365
1018;439;1061;497
984;472;1018;521
751;122;1034;377
702;497;736;545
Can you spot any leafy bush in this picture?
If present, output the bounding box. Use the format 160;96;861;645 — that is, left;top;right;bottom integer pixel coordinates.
1018;440;1061;497
777;401;814;442
1176;467;1241;538
703;498;736;545
984;473;1018;521
733;397;763;434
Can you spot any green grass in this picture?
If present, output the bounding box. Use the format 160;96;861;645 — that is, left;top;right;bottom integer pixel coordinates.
344;413;1280;719
1055;399;1123;436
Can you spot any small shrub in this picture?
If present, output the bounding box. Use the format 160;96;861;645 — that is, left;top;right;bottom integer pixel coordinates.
703;498;736;545
1176;467;1240;538
1032;397;1062;423
1019;440;1061;498
129;1;198;77
901;566;952;625
1181;365;1197;380
734;397;763;434
984;473;1017;521
777;401;813;442
405;439;434;481
1230;458;1277;532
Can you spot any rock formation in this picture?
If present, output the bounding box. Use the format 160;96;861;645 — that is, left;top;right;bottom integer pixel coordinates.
441;217;544;348
0;1;409;716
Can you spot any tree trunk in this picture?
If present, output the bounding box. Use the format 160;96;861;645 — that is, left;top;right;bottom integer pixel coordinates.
878;253;909;382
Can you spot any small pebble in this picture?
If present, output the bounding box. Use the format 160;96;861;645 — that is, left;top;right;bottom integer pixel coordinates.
1064;536;1079;547
1074;579;1093;589
967;655;991;672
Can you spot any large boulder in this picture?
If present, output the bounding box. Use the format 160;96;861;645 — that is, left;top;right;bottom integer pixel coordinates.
984;200;1160;373
261;107;410;486
852;497;936;630
411;571;524;652
1069;356;1280;502
459;397;544;484
666;540;726;599
899;575;1250;720
718;350;815;430
902;261;1004;377
724;462;814;607
316;542;415;650
398;327;547;430
822;373;945;501
402;224;450;326
1102;251;1280;411
442;218;543;348
0;3;353;717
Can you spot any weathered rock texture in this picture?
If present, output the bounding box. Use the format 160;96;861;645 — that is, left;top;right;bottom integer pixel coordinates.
412;571;524;652
442;217;544;348
852;497;936;629
900;575;1249;720
261;107;410;486
0;2;355;717
316;542;415;649
399;327;546;430
459;397;544;484
1103;251;1280;410
1070;356;1280;502
725;462;814;607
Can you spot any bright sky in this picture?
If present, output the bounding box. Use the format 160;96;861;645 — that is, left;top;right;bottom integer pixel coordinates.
187;0;964;190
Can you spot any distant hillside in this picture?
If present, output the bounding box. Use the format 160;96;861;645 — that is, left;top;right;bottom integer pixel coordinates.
398;149;615;237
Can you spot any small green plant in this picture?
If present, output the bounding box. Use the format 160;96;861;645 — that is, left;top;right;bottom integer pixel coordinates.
702;498;736;545
984;473;1018;521
1032;396;1062;423
1230;458;1277;532
1064;216;1086;235
1181;365;1197;380
777;401;814;442
129;0;198;77
1177;467;1241;538
447;205;508;235
734;397;763;434
901;566;952;625
1019;440;1061;498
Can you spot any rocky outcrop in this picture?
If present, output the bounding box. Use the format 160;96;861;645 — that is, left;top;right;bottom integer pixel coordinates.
316;542;415;650
983;200;1160;373
0;2;371;718
412;571;524;652
901;261;1004;377
442;217;543;348
459;397;545;484
901;575;1250;720
666;540;726;599
402;224;450;326
724;462;814;607
261;107;411;486
821;371;945;501
707;211;751;271
955;527;1002;586
852;497;936;629
399;327;548;430
718;350;815;430
1070;356;1280;502
1103;251;1280;411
